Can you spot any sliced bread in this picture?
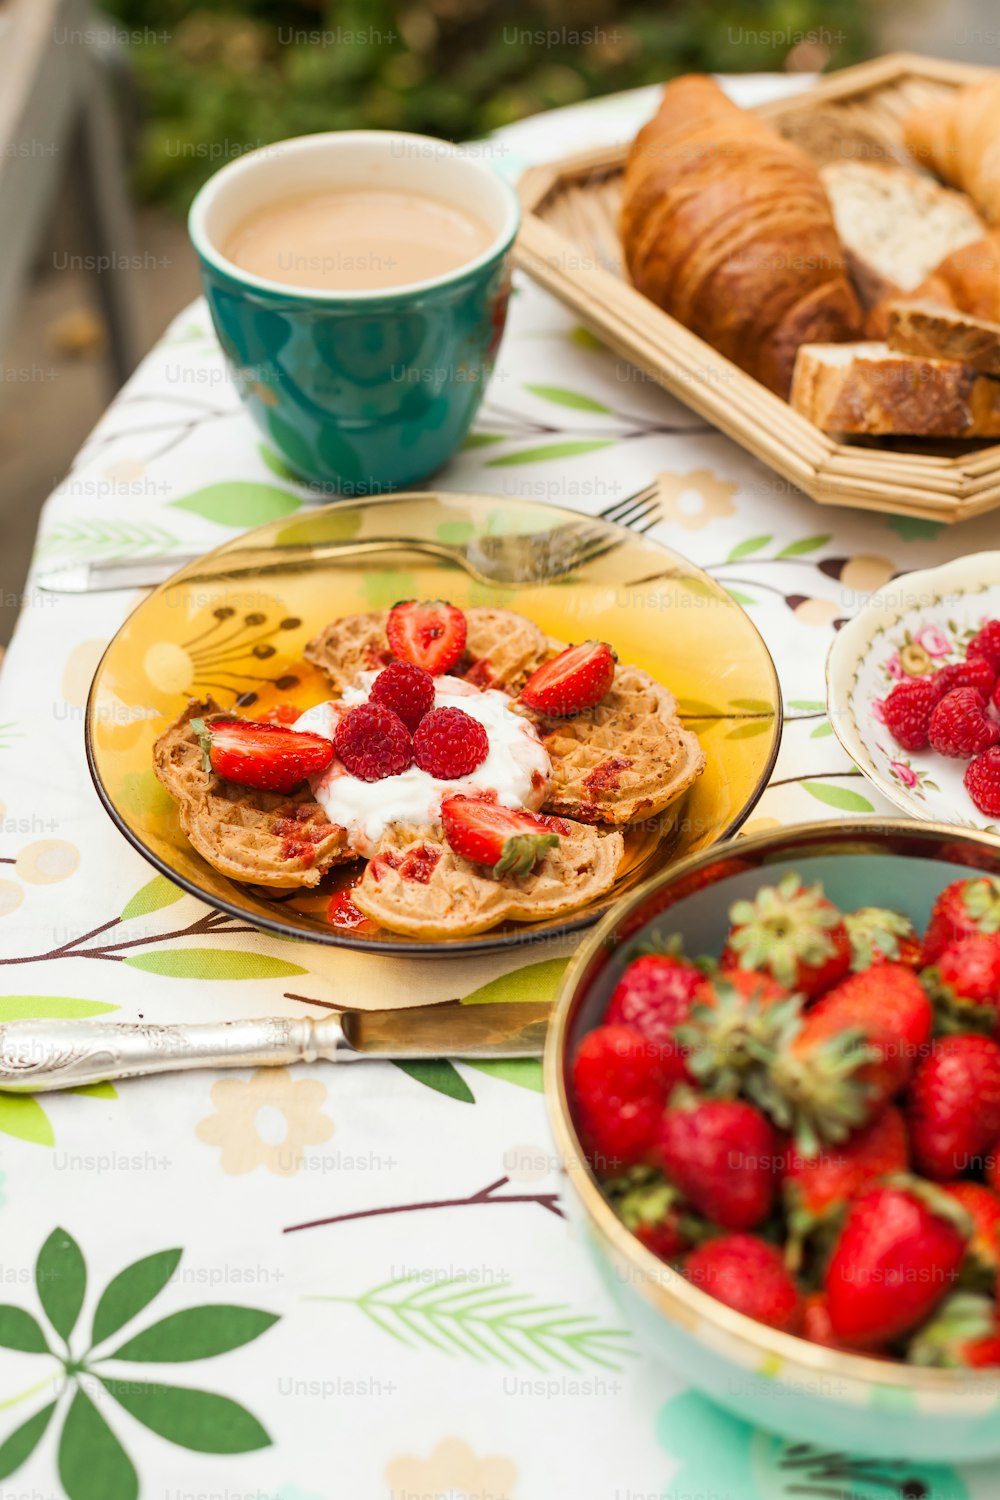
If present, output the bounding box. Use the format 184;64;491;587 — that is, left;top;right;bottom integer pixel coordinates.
886;299;1000;376
819;161;985;309
790;341;1000;437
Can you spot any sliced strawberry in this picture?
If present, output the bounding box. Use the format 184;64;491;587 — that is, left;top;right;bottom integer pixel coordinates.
440;794;560;878
386;600;467;674
518;641;616;717
192;716;334;794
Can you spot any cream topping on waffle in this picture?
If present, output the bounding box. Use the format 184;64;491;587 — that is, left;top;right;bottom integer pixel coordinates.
294;674;551;857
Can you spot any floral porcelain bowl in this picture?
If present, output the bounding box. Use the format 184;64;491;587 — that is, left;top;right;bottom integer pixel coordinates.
827;552;1000;830
545;820;1000;1462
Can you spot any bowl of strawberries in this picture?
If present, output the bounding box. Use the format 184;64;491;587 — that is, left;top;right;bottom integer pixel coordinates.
547;817;1000;1460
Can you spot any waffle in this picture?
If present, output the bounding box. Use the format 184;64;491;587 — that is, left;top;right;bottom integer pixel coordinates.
153;699;352;889
305;607;548;695
526;664;706;825
352;820;624;939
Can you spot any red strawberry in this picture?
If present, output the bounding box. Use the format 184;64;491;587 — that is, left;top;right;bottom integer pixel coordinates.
923;876;1000;963
413;707;489;779
967;619;1000;673
882;675;942;752
907;1033;1000;1180
684;1235;802;1333
677;970;791;1098
924;934;1000;1035
824;1179;969;1346
782;1105;909;1253
721;873;850;998
760;964;933;1153
440;794;561;877
658;1091;780;1231
966;748;1000;818
941;1181;1000;1287
907;1292;1000;1368
334;702;412;782
386;600;467;674
935;656;996;698
603;952;703;1075
605;1166;697;1261
844;907;922;970
928;687;999;758
192;715;334;794
518;641;617;717
571;1025;678;1172
369;661;435;731
326;890;378;933
802;1292;859;1352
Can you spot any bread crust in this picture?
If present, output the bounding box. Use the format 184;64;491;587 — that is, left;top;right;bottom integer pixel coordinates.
886;298;1000;376
790;343;1000;437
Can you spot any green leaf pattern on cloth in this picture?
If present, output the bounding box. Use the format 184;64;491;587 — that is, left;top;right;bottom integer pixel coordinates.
0;1231;276;1495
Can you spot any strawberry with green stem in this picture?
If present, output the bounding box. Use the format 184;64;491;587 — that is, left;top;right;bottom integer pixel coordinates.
922;876;1000;964
782;1105;909;1270
907;1292;1000;1368
604;1166;706;1261
844;907;921;970
721;873;850;998
922;933;1000;1036
192;715;334;793
752;963;933;1156
440;795;562;878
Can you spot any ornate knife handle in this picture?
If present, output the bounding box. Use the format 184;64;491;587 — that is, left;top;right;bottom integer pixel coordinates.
0;1016;355;1093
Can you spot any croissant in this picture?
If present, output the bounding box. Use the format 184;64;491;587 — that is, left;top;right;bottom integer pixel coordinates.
904;79;1000;224
620;75;863;397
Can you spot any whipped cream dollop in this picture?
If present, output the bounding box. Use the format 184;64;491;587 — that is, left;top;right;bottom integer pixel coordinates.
294;673;551;856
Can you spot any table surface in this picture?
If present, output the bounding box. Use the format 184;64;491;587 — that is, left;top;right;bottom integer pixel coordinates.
1;76;998;1500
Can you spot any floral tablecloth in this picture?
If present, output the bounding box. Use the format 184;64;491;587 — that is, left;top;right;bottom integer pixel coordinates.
1;76;997;1500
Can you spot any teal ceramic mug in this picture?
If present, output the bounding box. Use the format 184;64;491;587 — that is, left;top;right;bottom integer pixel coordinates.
188;132;520;492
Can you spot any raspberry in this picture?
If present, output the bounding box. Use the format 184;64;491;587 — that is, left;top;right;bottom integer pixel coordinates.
966;747;1000;817
928;687;1000;759
369;661;435;731
968;621;1000;673
935;657;996;697
412;706;489;779
334;702;412;782
882;676;940;751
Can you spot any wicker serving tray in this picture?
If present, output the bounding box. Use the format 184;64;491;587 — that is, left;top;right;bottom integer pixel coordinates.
515;54;1000;524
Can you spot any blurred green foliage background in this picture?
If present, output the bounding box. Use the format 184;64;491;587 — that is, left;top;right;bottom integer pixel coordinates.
105;0;873;212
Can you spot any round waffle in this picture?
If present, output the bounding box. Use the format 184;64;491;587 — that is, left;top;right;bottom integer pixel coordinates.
152;699;352;889
527;664;706;825
305;607;547;695
352;820;624;939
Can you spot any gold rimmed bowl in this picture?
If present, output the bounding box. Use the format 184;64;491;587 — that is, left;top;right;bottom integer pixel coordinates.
545;818;1000;1461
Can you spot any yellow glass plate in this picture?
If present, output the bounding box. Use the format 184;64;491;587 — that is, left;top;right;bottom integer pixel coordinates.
86;492;782;954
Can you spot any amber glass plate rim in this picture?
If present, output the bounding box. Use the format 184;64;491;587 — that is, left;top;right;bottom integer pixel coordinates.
85;491;783;956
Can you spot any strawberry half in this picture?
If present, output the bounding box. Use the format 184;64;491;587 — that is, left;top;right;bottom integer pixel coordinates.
440;794;561;878
192;716;334;794
386;600;467;674
518;641;616;717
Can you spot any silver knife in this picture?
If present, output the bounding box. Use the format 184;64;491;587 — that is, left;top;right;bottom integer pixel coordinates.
0;1002;549;1093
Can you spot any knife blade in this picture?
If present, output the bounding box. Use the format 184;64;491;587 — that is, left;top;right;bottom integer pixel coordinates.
0;1001;551;1093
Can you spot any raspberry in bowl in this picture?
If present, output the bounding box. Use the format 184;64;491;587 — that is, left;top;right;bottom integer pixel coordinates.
545;818;1000;1462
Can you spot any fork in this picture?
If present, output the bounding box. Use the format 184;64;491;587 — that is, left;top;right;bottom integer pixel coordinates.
466;485;661;584
34;485;662;593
